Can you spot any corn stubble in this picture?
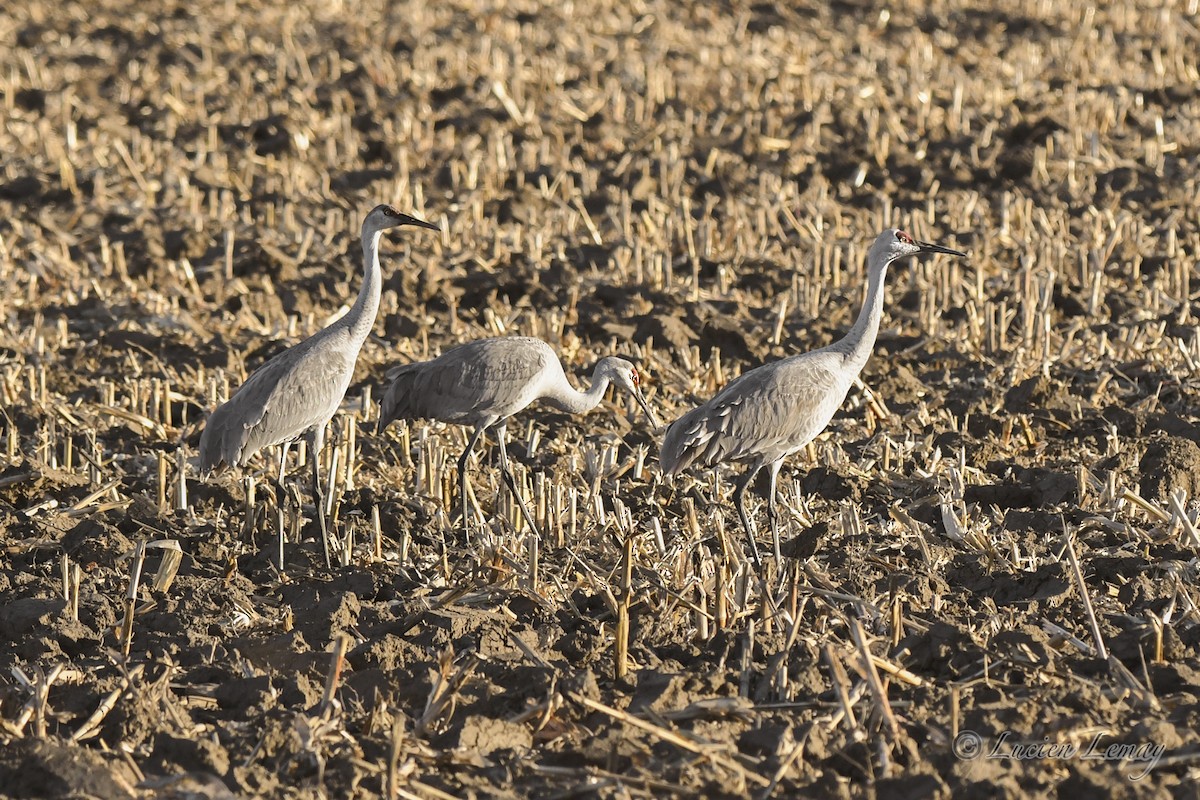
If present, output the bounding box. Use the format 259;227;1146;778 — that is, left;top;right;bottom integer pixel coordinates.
1;0;1200;796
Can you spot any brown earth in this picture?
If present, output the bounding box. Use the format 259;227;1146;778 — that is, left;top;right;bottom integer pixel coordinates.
2;0;1200;797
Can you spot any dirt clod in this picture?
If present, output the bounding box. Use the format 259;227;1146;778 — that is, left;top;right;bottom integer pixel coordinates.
1139;434;1200;502
2;0;1199;797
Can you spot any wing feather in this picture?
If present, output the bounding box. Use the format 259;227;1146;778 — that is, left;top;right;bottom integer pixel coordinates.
378;337;556;429
661;352;853;474
199;333;354;470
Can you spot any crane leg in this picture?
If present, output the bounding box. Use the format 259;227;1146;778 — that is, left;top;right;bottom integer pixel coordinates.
495;423;542;539
732;464;790;625
766;461;784;569
275;440;292;571
310;427;331;569
458;426;487;531
732;466;764;571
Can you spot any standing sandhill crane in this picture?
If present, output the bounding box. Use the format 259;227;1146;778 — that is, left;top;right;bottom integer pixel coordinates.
660;229;966;569
377;336;659;535
199;204;439;567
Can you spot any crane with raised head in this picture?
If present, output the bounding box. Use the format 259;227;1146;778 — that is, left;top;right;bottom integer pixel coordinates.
660;228;967;569
199;204;439;567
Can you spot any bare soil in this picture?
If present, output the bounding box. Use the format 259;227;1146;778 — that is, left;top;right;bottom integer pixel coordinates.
2;0;1200;797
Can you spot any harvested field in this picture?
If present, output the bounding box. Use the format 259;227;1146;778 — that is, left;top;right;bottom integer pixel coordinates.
3;0;1200;797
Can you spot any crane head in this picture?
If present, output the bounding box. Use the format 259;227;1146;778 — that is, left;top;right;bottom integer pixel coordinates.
873;228;967;266
364;204;440;234
595;357;660;429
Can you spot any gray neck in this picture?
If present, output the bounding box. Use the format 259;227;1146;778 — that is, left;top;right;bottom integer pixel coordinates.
838;258;890;373
347;228;384;344
544;372;611;415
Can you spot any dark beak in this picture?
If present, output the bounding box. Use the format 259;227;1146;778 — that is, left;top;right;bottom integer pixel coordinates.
632;386;661;429
917;239;967;258
399;214;440;232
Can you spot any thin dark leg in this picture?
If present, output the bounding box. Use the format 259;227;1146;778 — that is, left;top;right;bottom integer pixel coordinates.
766;460;783;568
732;465;763;571
495;423;542;538
276;440;292;571
733;463;789;625
310;427;330;569
458;426;487;530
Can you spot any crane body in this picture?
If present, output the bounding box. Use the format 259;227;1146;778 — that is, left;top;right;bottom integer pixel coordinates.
199;204;438;566
379;336;658;535
661;229;966;568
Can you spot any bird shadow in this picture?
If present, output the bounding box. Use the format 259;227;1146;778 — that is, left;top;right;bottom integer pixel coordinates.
781;519;826;562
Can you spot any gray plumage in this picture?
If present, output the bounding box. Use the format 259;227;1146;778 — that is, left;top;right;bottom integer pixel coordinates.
199;334;356;471
661;228;967;568
378;336;658;533
198;203;438;565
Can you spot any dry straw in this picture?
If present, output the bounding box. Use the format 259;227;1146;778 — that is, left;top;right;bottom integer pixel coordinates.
2;0;1200;795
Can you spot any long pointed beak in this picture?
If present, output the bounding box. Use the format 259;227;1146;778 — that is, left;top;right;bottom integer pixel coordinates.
632;387;661;429
917;239;967;258
399;214;440;232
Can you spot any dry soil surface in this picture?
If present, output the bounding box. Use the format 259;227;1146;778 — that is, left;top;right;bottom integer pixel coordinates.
2;0;1200;797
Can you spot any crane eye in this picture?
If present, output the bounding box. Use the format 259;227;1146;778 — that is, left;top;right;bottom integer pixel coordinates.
896;230;914;244
631;369;640;385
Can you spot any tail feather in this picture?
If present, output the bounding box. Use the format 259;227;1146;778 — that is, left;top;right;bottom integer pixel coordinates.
660;405;708;475
377;364;421;431
197;405;231;474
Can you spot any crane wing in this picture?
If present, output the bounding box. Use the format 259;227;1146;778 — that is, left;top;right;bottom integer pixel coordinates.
379;337;555;428
199;336;354;469
661;353;853;473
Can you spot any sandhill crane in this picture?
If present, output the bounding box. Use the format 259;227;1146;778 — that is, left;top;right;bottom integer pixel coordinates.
199;204;439;567
377;336;659;535
660;229;966;569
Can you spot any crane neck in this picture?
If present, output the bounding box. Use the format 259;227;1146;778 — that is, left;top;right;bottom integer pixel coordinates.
839;257;891;373
347;227;384;344
544;372;611;415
